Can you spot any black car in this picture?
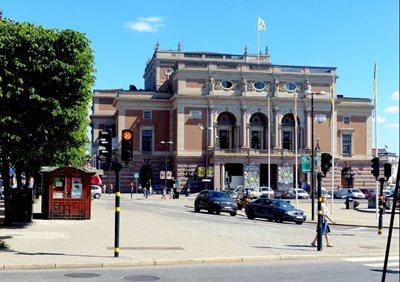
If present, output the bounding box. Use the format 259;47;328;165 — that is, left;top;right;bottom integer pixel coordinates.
194;190;237;216
245;198;306;224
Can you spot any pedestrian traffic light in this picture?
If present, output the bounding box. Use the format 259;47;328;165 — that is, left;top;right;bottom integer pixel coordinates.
121;129;133;164
320;153;332;177
370;157;380;180
384;163;392;180
98;129;112;163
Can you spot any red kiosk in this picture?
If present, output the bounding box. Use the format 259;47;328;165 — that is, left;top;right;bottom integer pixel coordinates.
41;166;95;219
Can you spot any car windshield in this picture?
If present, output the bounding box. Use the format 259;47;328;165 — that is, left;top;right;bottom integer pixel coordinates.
274;200;293;208
297;189;306;193
210;191;229;199
351;189;361;193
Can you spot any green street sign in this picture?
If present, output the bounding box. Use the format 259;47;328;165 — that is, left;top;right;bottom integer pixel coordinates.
301;155;311;172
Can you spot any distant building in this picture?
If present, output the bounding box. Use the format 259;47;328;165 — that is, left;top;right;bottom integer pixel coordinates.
91;44;381;193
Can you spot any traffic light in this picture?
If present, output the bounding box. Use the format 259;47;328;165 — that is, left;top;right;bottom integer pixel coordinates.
98;129;112;163
370;157;380;180
320;153;332;177
121;129;133;164
384;163;392;180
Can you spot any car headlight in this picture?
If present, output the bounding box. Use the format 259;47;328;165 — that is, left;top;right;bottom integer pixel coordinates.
213;200;220;205
286;211;296;216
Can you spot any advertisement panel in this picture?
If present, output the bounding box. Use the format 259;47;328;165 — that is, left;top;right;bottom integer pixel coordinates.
244;164;260;189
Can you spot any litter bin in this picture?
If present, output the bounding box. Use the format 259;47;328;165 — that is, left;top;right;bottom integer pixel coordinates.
345;197;354;209
386;197;393;210
368;196;376;209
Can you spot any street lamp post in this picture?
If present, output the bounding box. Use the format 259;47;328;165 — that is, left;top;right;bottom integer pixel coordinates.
161;141;173;192
199;125;211;190
305;90;326;221
305;90;326;251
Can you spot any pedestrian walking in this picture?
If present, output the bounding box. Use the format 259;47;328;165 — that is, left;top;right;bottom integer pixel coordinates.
149;185;153;196
161;187;167;199
311;196;336;247
102;184;106;194
109;184;113;194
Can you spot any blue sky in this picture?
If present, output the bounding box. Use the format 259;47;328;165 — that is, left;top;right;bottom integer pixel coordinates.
2;0;399;155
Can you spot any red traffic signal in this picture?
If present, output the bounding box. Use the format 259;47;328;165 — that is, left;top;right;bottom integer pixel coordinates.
121;129;133;164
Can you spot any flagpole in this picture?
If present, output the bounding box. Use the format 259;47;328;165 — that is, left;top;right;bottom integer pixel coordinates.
268;94;271;193
331;76;336;213
257;26;260;64
374;61;379;219
295;90;298;208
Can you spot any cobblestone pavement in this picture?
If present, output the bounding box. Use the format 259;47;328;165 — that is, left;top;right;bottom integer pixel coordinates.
0;194;398;270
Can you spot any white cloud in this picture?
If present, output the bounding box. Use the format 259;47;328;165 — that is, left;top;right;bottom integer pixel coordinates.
390;90;399;100
126;17;165;32
384;105;399;114
372;116;386;123
386;123;399;128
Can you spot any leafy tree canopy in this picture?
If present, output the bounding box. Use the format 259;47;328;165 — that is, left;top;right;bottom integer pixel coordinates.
0;18;96;175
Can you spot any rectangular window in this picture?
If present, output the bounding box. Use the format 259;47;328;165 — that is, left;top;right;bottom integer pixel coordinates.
342;134;352;155
282;131;292;150
143;111;152;119
218;130;230;149
189;110;202;119
251;131;261;149
142;130;152;152
343;116;350;124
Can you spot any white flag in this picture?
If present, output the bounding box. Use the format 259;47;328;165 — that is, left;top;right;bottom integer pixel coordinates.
258;17;266;31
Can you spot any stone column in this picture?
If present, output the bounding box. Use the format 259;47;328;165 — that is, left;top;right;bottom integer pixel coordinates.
241;107;248;148
273;107;281;148
220;164;225;190
305;109;311;149
209;105;215;148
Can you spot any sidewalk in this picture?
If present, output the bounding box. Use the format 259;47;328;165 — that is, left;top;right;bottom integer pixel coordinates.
0;194;398;271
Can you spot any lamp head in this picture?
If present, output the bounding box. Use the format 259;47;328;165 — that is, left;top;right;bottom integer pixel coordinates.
304;90;326;96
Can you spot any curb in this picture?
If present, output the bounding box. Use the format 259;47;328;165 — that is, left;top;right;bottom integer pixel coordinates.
1;253;397;271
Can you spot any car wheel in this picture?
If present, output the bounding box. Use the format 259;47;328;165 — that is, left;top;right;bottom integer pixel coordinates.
215;210;221;215
247;209;255;220
295;221;303;225
207;209;214;214
275;215;283;223
230;212;237;216
194;203;200;213
94;193;100;199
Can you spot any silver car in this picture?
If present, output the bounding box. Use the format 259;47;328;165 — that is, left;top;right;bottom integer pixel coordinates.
91;185;102;199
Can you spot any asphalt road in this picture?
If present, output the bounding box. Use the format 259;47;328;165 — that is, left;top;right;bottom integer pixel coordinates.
0;258;398;281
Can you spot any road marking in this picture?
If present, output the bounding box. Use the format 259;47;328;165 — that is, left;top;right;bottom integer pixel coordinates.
365;262;399;267
343;256;399;262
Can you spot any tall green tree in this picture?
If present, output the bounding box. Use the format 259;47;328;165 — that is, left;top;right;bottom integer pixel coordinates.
0;18;95;224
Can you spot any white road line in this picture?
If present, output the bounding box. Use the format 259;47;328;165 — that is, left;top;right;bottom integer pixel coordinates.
343;256;399;262
365;262;399;267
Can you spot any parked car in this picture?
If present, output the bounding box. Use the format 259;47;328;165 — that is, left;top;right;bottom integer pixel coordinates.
237;186;259;199
194;190;237;216
259;186;274;198
360;188;376;198
245;198;306;224
91;185;102;199
335;188;365;199
151;184;166;194
282;188;310;199
321;189;332;199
